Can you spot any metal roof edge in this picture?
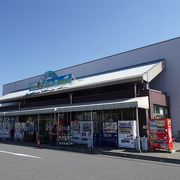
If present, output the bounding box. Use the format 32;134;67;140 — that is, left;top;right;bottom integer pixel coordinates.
3;36;180;87
142;60;166;82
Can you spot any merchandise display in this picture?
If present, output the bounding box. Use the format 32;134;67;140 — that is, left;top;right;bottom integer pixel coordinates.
58;119;73;145
118;120;136;148
71;120;81;143
24;122;35;141
148;118;174;152
71;120;93;145
81;121;92;144
58;125;73;145
0;122;11;139
0;118;14;139
15;123;25;141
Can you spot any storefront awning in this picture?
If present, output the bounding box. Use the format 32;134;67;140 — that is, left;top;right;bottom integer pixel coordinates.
0;96;149;116
0;60;165;103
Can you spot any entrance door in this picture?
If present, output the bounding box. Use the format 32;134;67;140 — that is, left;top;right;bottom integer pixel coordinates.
39;114;54;143
138;109;147;137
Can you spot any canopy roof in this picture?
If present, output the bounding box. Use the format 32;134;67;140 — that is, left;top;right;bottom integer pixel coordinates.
0;60;165;103
0;96;149;116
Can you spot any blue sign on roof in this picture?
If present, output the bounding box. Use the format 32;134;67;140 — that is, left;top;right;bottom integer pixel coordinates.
29;71;75;91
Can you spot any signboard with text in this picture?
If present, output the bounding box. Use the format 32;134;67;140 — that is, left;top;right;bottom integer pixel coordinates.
29;71;75;91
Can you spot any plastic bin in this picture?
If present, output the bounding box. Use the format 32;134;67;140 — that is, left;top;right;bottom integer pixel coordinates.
87;136;91;149
141;136;148;151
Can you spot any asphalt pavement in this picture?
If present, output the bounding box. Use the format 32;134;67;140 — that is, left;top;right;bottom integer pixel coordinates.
0;143;180;180
1;140;180;164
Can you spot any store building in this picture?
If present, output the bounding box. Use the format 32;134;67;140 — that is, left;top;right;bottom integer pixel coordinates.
0;37;180;149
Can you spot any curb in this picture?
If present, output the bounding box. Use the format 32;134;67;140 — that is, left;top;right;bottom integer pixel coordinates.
94;150;180;165
47;145;180;165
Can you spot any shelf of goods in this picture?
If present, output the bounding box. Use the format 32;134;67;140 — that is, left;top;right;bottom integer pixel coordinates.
71;120;93;145
58;126;73;145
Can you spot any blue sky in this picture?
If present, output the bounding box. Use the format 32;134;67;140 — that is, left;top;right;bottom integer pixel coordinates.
0;0;180;95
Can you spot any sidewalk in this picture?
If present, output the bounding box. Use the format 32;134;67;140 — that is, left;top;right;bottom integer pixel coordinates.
94;143;180;165
47;142;180;165
1;140;180;164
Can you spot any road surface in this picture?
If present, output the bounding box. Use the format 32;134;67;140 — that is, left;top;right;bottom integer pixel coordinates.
0;143;179;180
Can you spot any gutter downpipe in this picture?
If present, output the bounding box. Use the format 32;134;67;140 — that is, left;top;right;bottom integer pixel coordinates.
134;82;141;152
69;93;73;144
90;110;94;149
136;107;141;152
37;114;40;134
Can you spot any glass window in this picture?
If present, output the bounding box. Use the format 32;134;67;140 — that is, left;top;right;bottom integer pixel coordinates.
19;116;27;123
83;111;91;121
111;110;118;121
104;110;111;122
72;112;83;121
153;105;168;119
92;111;101;122
103;109;120;122
117;109;123;120
122;108;135;120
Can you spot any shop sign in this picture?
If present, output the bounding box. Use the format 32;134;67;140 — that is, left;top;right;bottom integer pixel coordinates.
29;71;75;91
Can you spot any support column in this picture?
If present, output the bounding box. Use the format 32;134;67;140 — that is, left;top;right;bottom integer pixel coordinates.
146;82;149;90
69;94;73;144
15;115;19;141
70;111;72;136
57;113;59;142
102;110;104;122
134;82;137;97
136;107;141;152
37;114;40;134
145;109;149;137
70;112;72;124
69;93;73;104
90;110;94;149
18;102;21;110
101;110;104;146
54;112;56;125
121;109;123;120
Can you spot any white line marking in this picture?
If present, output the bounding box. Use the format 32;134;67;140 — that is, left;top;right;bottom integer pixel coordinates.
0;150;42;159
